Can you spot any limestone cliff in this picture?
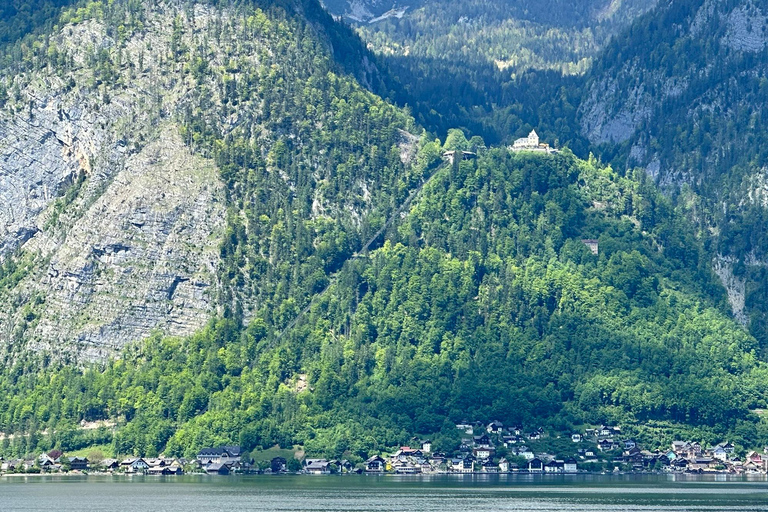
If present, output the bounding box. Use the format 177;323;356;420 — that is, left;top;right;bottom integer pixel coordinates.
0;4;236;360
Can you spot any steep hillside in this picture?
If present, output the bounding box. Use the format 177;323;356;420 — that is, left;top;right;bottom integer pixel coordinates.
0;0;420;360
3;146;768;458
580;0;768;348
1;0;768;462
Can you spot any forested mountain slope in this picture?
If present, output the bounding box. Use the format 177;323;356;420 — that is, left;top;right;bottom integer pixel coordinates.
0;0;418;360
3;144;768;458
580;0;768;349
0;0;768;461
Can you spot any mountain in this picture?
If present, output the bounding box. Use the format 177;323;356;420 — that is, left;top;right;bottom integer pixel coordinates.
579;0;768;348
326;0;658;149
0;0;768;461
323;0;654;27
0;0;416;361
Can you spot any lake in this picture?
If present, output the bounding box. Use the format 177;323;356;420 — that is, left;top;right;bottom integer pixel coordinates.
2;474;768;511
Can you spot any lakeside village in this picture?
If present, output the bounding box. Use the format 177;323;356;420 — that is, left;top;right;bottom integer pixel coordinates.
4;422;768;476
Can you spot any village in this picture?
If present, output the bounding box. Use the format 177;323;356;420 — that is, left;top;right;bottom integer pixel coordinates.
3;422;768;476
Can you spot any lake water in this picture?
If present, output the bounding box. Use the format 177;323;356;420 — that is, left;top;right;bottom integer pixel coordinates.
2;474;768;511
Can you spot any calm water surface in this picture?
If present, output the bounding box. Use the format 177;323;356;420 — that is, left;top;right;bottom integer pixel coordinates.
2;474;768;511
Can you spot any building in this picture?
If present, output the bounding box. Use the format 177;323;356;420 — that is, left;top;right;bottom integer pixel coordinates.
304;459;332;474
581;239;599;255
366;456;385;473
510;130;557;153
197;446;241;465
206;462;230;475
120;457;149;473
544;460;564;473
442;150;477;164
487;421;504;434
100;459;120;471
68;457;89;471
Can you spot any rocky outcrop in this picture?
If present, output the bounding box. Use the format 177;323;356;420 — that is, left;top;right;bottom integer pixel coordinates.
0;5;234;360
713;255;748;326
25;127;224;360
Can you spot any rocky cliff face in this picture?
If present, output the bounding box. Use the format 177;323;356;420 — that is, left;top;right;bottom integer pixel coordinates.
579;0;768;178
0;4;236;360
578;0;768;341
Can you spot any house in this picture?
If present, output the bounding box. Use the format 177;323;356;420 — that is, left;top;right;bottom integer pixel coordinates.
581;239;599;255
100;458;120;471
712;446;728;461
421;440;432;454
473;434;493;448
564;458;578;473
498;457;509;473
689;458;714;471
459;458;474;473
393;461;421;474
197;446;241;465
69;457;89;471
671;441;689;454
456;423;474;435
571;433;582;443
121;458;149;473
148;465;182;475
304;459;331;474
623;439;637;450
527;431;541;441
528;458;544;472
597;439;617;452
481;460;499;473
599;426;620;438
473;446;495;460
206;462;230;475
544;460;564;473
517;447;535;460
487;421;504;434
511;425;523;435
39;458;58;471
366;456;385;473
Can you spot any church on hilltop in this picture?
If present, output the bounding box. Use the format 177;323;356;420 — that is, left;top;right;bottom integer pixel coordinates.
510;129;558;153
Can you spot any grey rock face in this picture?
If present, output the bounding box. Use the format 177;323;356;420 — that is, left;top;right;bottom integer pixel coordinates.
26;127;224;361
0;6;229;360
